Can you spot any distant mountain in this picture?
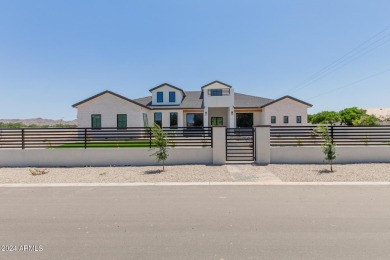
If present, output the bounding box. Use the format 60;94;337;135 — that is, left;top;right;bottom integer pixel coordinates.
0;118;77;126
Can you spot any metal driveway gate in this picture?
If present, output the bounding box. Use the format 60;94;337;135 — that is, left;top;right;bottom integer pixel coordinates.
226;128;255;161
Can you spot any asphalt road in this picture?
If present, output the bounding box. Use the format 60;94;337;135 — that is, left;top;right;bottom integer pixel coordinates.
1;185;390;259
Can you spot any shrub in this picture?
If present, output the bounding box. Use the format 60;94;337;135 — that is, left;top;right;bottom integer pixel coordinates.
29;168;49;175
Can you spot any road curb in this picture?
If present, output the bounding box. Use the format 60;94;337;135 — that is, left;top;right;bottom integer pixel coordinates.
1;182;390;187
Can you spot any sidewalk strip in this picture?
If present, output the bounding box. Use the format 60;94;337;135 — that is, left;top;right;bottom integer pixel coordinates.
1;182;390;187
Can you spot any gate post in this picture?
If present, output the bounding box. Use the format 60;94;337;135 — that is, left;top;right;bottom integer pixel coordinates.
212;126;226;165
254;125;271;165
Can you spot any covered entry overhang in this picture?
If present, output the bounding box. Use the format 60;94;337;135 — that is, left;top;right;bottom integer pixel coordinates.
183;107;263;128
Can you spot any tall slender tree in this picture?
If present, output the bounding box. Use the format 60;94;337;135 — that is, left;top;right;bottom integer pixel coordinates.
150;123;169;172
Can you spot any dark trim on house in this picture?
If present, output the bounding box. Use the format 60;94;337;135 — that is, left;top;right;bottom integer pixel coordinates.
149;83;186;97
148;106;204;110
72;90;150;109
260;95;313;108
201;80;233;89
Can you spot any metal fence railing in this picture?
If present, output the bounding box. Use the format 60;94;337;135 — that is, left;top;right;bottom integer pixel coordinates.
0;127;213;149
271;125;390;146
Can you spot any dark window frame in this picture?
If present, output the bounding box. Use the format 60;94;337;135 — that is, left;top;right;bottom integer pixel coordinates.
154;112;163;127
211;117;223;126
236;113;254;127
296;116;302;124
283;116;289;124
271;116;276;124
210;89;223;96
156;92;163;103
91;114;101;129
117;114;127;129
170;112;178;128
186;113;204;127
169;92;176;103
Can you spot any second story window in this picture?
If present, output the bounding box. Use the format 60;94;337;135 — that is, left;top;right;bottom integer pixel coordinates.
157;92;163;103
210;89;223;96
284;116;289;124
169;92;176;102
271;116;276;124
296;116;302;124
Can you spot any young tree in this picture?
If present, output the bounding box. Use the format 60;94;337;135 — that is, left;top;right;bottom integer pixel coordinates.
150;123;169;172
315;125;336;172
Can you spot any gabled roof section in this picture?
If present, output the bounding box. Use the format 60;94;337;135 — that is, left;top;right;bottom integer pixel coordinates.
261;95;312;108
148;83;186;97
72;90;150;109
201;80;233;89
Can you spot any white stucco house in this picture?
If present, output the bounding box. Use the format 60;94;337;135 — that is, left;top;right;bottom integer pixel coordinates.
72;81;312;128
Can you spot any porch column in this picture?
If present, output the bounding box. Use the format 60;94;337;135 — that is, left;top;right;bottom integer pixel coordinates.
212;126;226;165
255;125;271;165
203;107;209;127
228;107;235;128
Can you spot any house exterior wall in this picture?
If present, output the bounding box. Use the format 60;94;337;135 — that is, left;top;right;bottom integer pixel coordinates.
150;85;184;106
208;108;228;126
150;110;184;128
202;82;234;108
262;98;309;126
76;93;148;128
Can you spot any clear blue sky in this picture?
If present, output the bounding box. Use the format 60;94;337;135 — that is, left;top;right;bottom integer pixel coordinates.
1;0;389;120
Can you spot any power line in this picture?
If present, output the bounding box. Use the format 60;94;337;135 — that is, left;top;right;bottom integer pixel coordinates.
276;26;390;98
306;67;390;101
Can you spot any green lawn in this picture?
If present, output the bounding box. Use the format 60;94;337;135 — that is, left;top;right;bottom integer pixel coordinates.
57;140;154;148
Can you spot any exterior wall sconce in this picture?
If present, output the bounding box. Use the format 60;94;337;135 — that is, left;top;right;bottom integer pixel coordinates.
231;111;234;115
205;111;207;115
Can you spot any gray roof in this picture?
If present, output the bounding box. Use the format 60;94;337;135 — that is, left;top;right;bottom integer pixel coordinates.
234;93;273;108
260;95;312;108
72;90;150;109
133;91;274;109
149;83;186;97
134;91;204;109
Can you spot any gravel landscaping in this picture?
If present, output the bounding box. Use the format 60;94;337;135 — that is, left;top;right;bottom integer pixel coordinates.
1;163;390;183
267;163;390;182
0;165;232;183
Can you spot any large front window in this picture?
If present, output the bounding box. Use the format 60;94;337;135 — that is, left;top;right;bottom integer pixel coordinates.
186;113;203;127
170;112;178;128
91;114;101;129
154;112;162;127
236;113;253;127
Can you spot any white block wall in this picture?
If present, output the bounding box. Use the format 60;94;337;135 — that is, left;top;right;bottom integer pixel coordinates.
270;146;390;164
0;148;213;167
